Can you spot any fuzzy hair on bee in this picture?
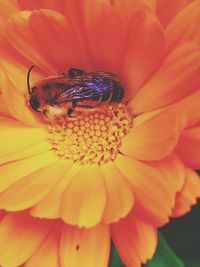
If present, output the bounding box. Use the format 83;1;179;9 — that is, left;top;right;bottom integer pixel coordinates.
27;66;124;122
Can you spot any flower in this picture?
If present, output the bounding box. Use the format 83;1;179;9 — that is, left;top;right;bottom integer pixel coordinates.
0;0;200;266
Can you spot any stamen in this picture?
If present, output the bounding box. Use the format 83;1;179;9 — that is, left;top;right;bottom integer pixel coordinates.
48;103;134;165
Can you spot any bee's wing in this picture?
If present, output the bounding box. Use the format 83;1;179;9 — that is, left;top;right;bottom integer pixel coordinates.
54;75;114;104
54;85;97;104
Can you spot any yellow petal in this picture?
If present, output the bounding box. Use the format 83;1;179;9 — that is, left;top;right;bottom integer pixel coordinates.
0;151;58;193
0;142;51;165
0;212;52;267
0;162;66;211
30;163;77;219
100;162;134;223
0;117;48;157
60;165;107;227
60;224;110;267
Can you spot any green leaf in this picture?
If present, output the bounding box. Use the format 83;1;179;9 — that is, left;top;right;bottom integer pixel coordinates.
143;233;185;267
109;243;125;267
161;200;200;258
108;233;185;267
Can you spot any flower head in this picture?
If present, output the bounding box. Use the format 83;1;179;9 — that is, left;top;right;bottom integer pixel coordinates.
0;0;200;266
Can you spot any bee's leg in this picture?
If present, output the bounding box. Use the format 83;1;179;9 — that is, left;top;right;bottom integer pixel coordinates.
107;92;113;102
72;100;77;108
67;108;74;117
68;68;86;79
95;93;112;107
67;108;78;119
96;95;103;106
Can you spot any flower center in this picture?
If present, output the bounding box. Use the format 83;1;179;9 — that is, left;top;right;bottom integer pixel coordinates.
48;103;133;165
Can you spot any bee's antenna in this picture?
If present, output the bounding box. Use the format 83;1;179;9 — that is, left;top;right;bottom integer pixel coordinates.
27;65;35;95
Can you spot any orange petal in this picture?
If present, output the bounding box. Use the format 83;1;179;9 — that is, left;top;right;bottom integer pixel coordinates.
24;224;61;267
149;153;185;192
100;162;134;223
0;22;33;70
112;213;157;267
6;11;55;73
0;210;6;222
0;117;48;157
18;0;41;9
168;88;200;127
28;9;89;71
156;0;192;27
18;0;63;13
0;94;12;118
110;0;150;29
0;66;45;126
60;223;110;267
172;168;200;217
82;1;123;73
175;127;200;169
60;165;107;227
6;9;88;73
145;0;156;10
0;151;58;194
130;42;200;113
60;0;93;66
0;0;19;19
121;10;165;99
166;1;200;51
0;162;67;212
0;212;52;267
120;109;183;161
115;154;177;226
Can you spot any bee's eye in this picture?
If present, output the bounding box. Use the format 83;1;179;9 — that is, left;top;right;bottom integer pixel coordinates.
29;98;40;111
31;87;37;93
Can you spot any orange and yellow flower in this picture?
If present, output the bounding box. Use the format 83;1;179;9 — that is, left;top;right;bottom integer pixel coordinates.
0;0;200;266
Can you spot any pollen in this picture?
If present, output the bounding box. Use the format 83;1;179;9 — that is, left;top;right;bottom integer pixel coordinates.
48;103;134;165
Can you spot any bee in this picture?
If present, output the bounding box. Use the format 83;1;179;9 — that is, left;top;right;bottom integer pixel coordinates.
27;66;124;121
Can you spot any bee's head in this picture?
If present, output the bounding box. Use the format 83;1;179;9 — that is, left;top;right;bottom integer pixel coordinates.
29;97;41;112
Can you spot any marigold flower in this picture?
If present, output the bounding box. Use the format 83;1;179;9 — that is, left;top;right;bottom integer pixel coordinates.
0;0;200;266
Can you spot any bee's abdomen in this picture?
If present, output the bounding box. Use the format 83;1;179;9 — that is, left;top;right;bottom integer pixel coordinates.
92;83;124;103
110;83;124;102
